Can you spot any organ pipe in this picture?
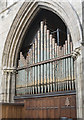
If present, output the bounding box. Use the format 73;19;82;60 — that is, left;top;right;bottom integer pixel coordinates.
50;34;53;92
47;30;50;92
35;38;38;93
44;25;47;93
37;30;41;93
16;21;75;96
41;21;44;93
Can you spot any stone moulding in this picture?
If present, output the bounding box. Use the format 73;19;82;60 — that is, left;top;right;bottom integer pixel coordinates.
2;0;82;69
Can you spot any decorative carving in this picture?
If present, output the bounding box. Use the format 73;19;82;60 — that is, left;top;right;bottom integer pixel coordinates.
71;47;81;60
3;66;16;73
65;97;70;106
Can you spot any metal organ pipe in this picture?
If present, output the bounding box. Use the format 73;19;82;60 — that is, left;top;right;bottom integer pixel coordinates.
41;21;44;93
35;38;38;93
44;25;47;93
70;42;75;90
67;34;71;90
55;43;57;91
32;43;35;94
47;30;50;92
52;38;55;91
16;21;75;96
50;34;53;92
38;30;41;93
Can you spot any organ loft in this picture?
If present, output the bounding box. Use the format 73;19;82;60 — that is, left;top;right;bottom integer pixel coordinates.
0;0;84;119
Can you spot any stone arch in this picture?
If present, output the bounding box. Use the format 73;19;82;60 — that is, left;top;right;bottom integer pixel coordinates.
2;0;82;68
1;0;83;118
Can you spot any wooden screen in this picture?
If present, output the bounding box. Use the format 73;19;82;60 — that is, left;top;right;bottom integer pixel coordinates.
24;95;76;118
16;21;75;96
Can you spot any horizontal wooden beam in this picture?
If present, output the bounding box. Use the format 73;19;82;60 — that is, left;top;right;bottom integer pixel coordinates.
17;54;72;71
14;90;76;100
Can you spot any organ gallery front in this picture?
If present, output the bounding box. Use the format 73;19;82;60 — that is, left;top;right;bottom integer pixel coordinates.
14;17;76;118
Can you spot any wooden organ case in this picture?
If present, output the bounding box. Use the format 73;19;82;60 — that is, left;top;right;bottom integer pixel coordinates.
14;21;76;118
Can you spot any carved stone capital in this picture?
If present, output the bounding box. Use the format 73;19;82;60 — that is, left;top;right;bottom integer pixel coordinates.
3;67;16;73
71;47;81;60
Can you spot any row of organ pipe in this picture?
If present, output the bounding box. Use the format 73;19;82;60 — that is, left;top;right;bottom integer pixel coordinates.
16;21;75;96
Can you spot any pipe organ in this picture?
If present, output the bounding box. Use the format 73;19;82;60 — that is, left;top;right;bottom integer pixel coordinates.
16;21;75;96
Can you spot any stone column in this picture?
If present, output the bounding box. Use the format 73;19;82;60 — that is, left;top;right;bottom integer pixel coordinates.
3;71;8;102
2;67;16;103
81;44;84;119
7;72;11;103
72;47;82;118
10;71;16;103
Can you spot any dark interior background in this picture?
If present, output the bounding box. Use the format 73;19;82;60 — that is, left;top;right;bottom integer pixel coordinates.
17;8;68;62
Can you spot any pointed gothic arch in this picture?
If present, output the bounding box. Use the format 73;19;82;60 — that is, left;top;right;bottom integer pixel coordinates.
2;0;82;68
1;0;82;118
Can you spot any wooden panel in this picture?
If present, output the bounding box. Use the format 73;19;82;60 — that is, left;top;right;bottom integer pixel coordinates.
1;103;24;119
24;94;76;118
1;94;76;119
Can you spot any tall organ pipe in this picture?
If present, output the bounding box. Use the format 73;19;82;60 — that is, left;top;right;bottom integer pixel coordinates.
65;41;68;90
26;52;29;94
58;45;60;91
41;21;44;93
63;44;66;90
47;30;50;92
50;34;53;92
62;46;64;91
70;42;75;90
52;38;55;91
28;50;30;94
37;30;41;93
60;46;62;91
55;43;57;91
35;38;38;93
31;47;33;94
59;46;61;91
29;48;32;94
44;24;47;93
56;45;59;91
67;34;71;90
33;43;35;94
